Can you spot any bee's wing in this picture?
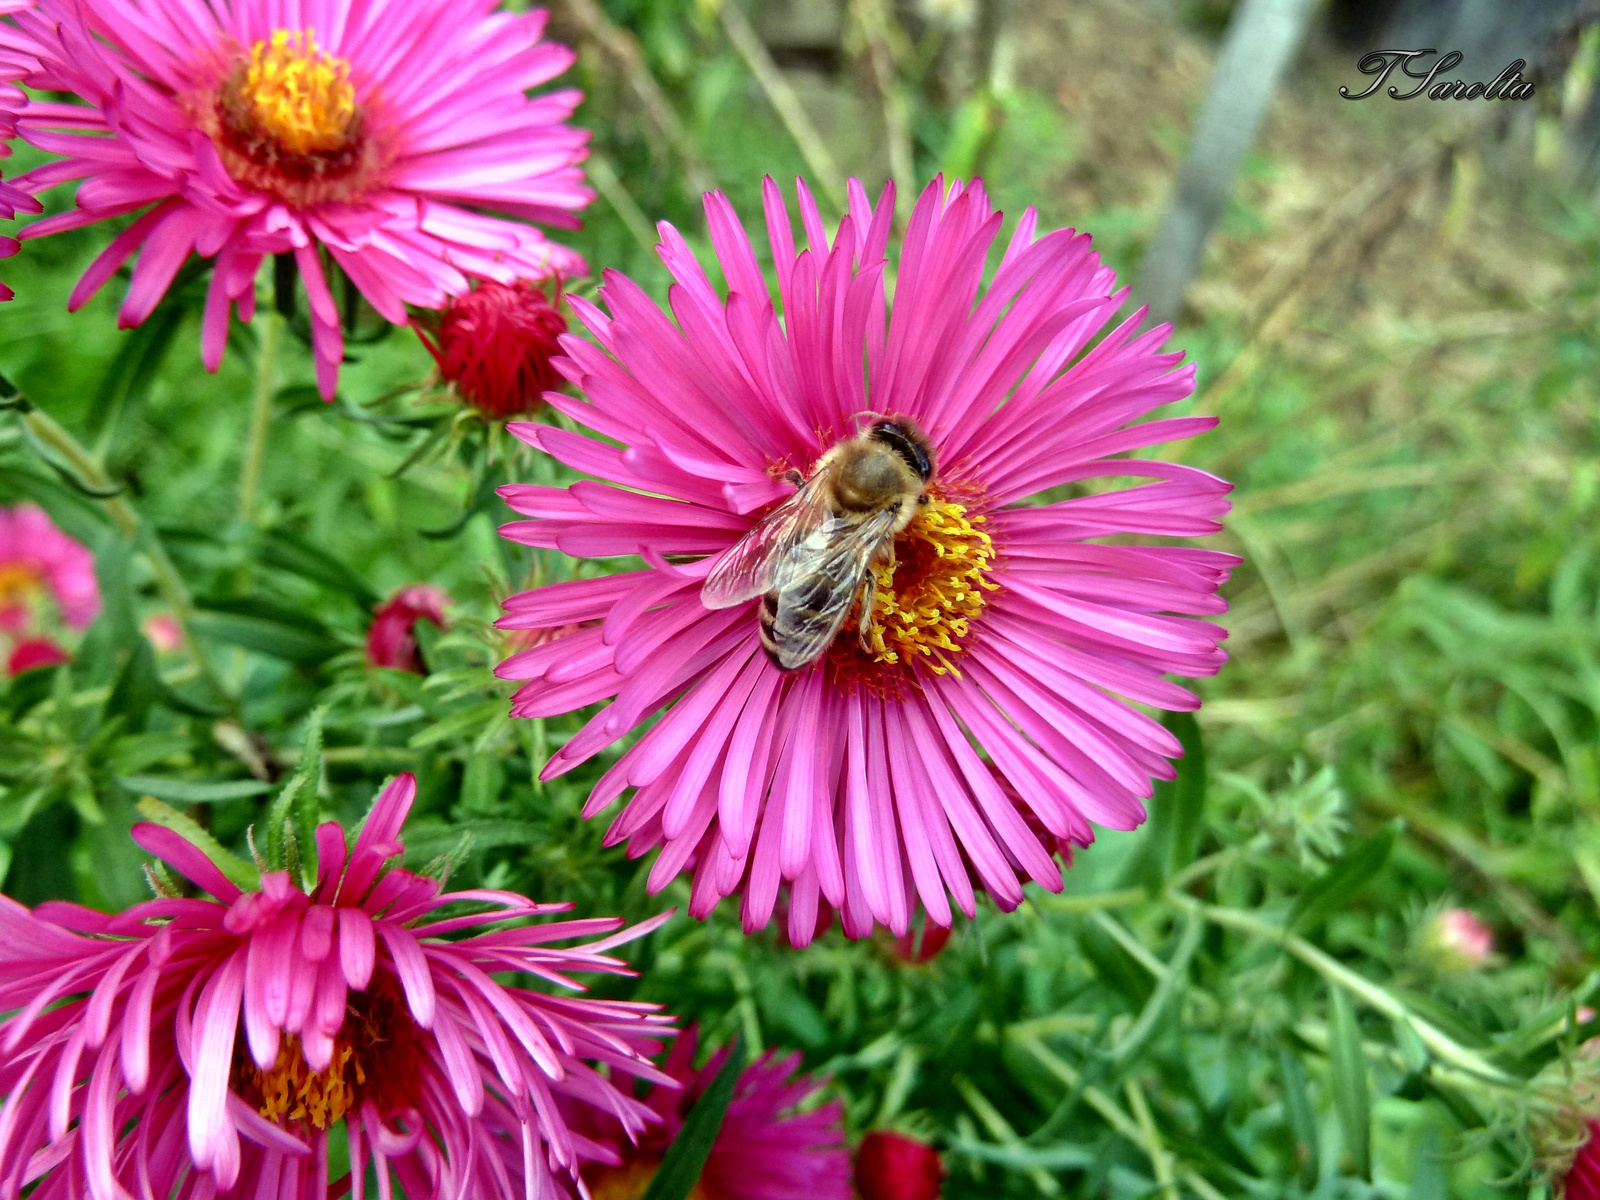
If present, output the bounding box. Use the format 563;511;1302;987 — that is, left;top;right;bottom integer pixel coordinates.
700;476;833;609
768;507;900;670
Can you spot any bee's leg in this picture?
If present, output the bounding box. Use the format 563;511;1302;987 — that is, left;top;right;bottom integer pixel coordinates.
857;546;892;652
856;575;878;653
784;468;804;487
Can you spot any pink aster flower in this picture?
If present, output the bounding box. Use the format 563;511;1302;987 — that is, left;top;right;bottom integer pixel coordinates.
0;772;678;1200
1;0;590;397
0;502;100;631
495;176;1236;946
577;1026;848;1200
366;583;450;673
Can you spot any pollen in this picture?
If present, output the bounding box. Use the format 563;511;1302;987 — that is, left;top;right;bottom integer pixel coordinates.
239;1034;363;1130
851;498;999;679
229;980;425;1132
207;26;376;206
235;30;356;157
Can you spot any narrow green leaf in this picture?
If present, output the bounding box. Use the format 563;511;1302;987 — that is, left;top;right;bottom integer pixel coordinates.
1163;709;1206;875
134;797;259;890
1290;819;1401;935
257;530;378;606
1328;986;1371;1180
1278;1048;1319;1188
407;700;505;748
190;611;341;663
105;638;159;733
640;1035;747;1200
118;776;274;805
949;1141;1091;1170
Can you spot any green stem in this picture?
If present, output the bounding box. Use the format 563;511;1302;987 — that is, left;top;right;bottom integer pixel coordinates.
239;310;283;525
1171;894;1516;1085
19;405;229;704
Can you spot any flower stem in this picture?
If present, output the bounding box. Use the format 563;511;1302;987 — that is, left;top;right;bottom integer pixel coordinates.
18;403;229;704
1170;894;1516;1085
239;309;283;525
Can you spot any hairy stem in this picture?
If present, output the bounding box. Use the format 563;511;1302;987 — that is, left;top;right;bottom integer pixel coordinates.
239;310;283;525
19;404;228;703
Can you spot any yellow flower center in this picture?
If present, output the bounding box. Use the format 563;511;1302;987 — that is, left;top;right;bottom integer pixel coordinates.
841;498;998;682
0;563;41;610
239;1034;363;1130
228;982;423;1132
236;29;357;156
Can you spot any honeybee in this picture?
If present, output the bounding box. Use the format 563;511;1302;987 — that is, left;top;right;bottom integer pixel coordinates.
701;419;935;671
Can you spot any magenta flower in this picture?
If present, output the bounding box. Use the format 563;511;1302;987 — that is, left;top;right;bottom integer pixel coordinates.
495;176;1236;945
577;1026;848;1200
0;0;590;396
0;174;40;301
0;773;679;1200
0;502;100;631
366;583;451;673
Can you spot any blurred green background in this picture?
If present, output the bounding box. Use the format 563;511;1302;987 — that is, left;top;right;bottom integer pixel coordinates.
5;0;1600;1194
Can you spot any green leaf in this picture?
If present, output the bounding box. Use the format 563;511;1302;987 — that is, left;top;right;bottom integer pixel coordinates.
134;797;259;890
1328;985;1371;1180
1077;918;1154;1011
1160;709;1207;876
1290;819;1401;935
4;661;59;718
407;700;505;748
105;638;159;733
257;529;378;606
191;609;341;663
87;300;185;435
1123;710;1206;887
118;775;274;805
949;1141;1092;1170
640;1034;747;1200
1278;1048;1319;1187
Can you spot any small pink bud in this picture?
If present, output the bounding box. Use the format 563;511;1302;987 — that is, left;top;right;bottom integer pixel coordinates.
142;614;184;654
1431;908;1494;968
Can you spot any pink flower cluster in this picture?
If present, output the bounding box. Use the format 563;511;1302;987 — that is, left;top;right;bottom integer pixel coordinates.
0;502;99;674
0;0;589;394
0;774;681;1200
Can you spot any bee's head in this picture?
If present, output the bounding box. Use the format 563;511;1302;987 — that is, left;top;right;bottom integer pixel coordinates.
867;419;934;482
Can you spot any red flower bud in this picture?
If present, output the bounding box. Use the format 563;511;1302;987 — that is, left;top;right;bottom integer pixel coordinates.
366;585;451;674
855;1131;942;1200
6;636;69;676
1568;1121;1600;1199
418;280;568;418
